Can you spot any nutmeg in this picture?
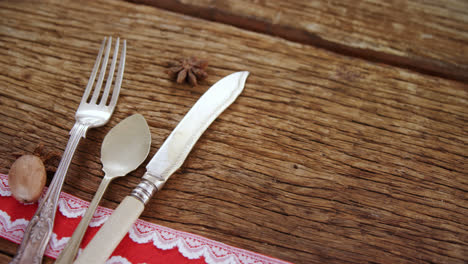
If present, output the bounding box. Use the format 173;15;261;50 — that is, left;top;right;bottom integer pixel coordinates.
8;154;47;203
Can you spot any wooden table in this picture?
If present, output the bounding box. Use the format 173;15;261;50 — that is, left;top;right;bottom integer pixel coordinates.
0;0;466;263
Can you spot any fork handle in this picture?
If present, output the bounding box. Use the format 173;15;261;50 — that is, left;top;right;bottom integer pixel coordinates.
10;123;88;264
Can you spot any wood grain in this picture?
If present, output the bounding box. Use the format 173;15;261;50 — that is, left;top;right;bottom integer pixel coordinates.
0;0;467;263
128;0;468;82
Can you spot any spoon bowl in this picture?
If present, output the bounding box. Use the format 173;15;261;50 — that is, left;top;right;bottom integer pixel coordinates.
101;114;152;176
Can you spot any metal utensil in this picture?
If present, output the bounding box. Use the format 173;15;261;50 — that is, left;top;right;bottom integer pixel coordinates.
55;114;151;264
74;71;249;264
10;36;126;264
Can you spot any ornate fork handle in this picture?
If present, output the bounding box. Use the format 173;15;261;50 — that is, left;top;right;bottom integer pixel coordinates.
10;123;88;264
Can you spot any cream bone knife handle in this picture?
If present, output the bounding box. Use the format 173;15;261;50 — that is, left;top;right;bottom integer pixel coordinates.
74;196;144;264
74;179;160;264
73;196;144;264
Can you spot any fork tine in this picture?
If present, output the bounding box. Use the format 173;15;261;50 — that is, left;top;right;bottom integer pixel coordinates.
99;38;120;106
108;39;126;109
89;36;112;103
80;37;106;105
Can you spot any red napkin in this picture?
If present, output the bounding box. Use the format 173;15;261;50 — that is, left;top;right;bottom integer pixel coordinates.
0;173;290;264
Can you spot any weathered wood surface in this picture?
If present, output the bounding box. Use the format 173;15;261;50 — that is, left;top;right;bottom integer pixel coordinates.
0;0;467;263
129;0;468;82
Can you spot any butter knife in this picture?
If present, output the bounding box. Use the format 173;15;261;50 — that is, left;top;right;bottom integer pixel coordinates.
74;71;249;264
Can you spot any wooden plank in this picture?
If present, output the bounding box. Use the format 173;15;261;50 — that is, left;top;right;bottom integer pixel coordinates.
0;239;15;263
127;0;468;82
0;0;466;263
0;239;54;263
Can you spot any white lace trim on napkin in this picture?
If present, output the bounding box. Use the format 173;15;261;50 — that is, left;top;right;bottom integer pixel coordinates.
0;174;288;264
106;256;132;264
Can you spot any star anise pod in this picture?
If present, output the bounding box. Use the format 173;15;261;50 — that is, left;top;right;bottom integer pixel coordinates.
166;56;209;86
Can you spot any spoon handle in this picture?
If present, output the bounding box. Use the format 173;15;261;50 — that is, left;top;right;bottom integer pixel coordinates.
55;175;113;264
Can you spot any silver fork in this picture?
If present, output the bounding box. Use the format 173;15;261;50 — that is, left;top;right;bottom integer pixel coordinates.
10;36;126;264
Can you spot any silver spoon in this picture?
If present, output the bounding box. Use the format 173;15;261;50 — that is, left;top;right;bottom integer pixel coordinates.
55;114;151;264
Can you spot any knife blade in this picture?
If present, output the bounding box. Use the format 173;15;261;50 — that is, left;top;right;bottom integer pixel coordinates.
74;71;249;264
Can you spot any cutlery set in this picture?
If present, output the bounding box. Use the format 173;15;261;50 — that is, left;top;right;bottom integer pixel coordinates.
9;37;249;264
